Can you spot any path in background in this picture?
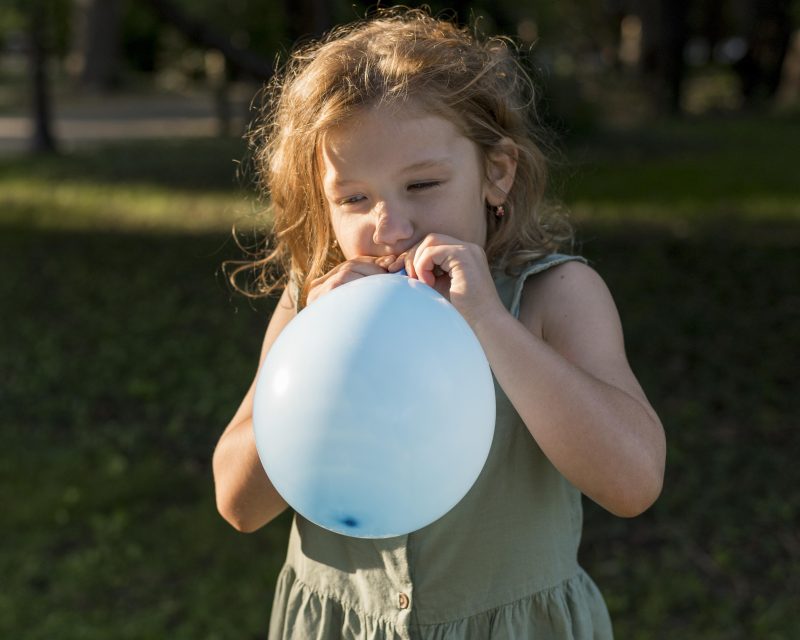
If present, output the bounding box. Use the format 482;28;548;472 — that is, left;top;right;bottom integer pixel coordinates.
0;84;258;154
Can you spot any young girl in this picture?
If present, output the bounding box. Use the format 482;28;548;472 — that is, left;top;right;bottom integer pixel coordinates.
213;8;665;639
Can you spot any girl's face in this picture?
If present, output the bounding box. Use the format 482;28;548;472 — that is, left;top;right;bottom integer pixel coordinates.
319;105;511;260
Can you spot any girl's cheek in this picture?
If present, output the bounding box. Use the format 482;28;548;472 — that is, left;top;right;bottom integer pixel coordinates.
357;226;375;251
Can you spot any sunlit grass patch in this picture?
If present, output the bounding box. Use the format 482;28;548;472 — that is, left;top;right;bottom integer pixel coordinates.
0;178;258;233
569;197;800;243
0;137;267;233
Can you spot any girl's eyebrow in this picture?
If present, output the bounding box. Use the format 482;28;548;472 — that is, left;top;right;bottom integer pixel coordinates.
400;158;452;173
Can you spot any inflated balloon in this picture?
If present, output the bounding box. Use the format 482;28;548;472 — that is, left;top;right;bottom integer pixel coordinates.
252;271;495;538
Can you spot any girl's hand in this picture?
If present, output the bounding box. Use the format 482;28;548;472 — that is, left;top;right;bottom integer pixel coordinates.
307;255;395;306
387;234;505;330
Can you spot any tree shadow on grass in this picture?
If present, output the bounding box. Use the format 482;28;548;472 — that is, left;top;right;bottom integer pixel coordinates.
0;137;252;194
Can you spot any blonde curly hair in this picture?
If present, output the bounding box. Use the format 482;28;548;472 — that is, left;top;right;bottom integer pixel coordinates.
226;6;574;307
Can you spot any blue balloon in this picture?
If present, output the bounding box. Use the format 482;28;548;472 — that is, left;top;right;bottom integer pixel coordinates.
252;272;496;538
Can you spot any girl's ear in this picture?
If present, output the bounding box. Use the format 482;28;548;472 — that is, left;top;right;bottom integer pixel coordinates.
483;137;518;206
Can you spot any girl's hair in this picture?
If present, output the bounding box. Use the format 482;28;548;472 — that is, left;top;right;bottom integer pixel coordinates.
226;6;574;307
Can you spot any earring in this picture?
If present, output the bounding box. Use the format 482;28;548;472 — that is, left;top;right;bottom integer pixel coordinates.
494;204;506;219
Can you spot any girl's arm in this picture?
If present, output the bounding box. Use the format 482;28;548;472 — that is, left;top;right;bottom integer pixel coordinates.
473;261;666;518
212;287;296;532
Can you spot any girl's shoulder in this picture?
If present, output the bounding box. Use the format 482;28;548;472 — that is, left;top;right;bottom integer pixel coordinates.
519;255;600;304
514;255;657;435
516;257;616;343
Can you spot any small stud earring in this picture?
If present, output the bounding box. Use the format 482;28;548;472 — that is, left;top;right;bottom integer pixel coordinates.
494;204;506;218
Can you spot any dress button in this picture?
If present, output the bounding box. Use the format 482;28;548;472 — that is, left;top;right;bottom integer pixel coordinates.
398;593;410;609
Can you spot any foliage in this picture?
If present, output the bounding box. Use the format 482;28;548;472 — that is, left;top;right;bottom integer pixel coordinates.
1;118;798;637
121;1;164;74
0;0;72;55
167;0;288;56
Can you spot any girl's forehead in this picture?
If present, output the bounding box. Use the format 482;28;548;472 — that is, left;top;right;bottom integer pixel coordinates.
319;105;472;168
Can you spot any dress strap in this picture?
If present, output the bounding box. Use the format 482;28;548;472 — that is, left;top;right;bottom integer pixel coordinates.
509;254;588;319
288;271;302;312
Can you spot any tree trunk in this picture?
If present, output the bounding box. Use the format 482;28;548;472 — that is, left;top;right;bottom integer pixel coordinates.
660;0;689;114
29;0;57;154
205;50;232;137
703;0;725;53
74;0;124;91
735;0;793;106
639;0;689;114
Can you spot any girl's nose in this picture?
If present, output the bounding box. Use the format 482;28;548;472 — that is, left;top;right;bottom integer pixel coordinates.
372;202;413;248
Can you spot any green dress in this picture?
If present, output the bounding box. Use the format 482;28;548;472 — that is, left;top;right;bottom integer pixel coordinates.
268;254;614;639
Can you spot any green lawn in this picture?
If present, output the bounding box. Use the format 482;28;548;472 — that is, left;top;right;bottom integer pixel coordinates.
2;116;798;638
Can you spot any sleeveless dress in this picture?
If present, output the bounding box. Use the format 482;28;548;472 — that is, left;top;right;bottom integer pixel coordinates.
269;254;614;639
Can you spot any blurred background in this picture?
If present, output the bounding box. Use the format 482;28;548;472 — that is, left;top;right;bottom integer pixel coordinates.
1;1;798;638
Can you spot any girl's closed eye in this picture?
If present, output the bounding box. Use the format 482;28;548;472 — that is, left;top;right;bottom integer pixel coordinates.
337;194;366;206
336;182;441;206
408;181;442;191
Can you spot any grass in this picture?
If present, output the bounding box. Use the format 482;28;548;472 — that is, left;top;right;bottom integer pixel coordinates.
2;116;799;638
560;114;800;241
0;137;256;232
